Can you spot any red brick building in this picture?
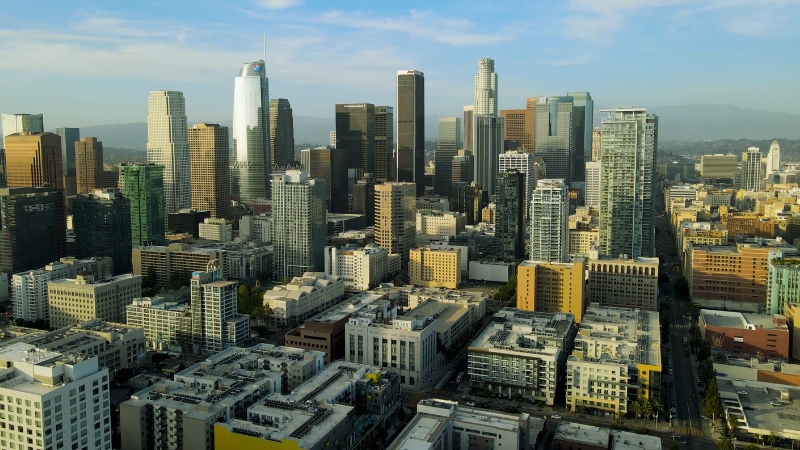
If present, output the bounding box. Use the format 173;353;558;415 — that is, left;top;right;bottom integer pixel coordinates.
699;310;789;359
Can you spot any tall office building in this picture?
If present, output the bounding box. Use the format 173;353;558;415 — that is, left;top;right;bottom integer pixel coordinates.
188;123;231;219
1;113;44;137
450;182;482;226
232;60;271;204
463;105;474;151
335;103;375;178
500;107;535;152
567;91;593;181
534;96;574;183
452;150;474;184
496;171;526;260
120;163;166;247
434;117;462;197
375;182;416;265
598;108;659;259
766;139;781;176
474;59;498;116
530;179;569;263
271;170;327;281
3;131;64;189
75;137;104;194
329;131;336;148
375;106;394;182
499;150;535;218
269;98;295;166
352;173;376;227
397;70;425;196
741;147;763;191
147;90;190;214
304;146;348;212
0;187;66;274
474;116;504;196
73;190;133;275
584;161;601;207
55;127;80;195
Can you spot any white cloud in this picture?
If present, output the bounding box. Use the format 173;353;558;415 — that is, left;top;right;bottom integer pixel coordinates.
257;0;300;9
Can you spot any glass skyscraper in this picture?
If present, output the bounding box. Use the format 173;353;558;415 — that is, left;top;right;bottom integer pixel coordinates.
396;70;425;196
73;190;133;275
0;187;66;274
232;60;271;204
147;90;190;214
269;98;295;167
120;163;166;247
434;117;461;198
534;96;574;183
55;127;80;195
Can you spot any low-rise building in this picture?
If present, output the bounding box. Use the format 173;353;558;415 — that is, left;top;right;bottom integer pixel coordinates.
553;422;661;450
324;245;388;291
48;273;142;329
568;229;599;257
404;287;486;352
198;217;233;241
125;297;193;351
416;210;466;236
699;309;789;359
586;246;659;310
468;308;575;404
417;196;449;212
409;247;462;289
716;377;800;442
468;260;515;282
566;305;662;417
263;272;345;327
678;221;728;256
239;213;272;243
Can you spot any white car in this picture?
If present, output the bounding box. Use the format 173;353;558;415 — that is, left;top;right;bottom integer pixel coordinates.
551;415;562;420
465;402;476;407
737;390;748;395
671;407;677;414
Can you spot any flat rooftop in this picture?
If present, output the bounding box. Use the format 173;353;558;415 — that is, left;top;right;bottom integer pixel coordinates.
701;310;787;331
555;422;608;447
571;305;661;368
403;302;469;335
716;377;800;438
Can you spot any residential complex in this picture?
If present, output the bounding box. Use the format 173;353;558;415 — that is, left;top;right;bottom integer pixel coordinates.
517;259;586;323
530;178;569;262
767;258;800;315
409;247;462;289
375;182;416;265
262;272;345;327
47;273;142;329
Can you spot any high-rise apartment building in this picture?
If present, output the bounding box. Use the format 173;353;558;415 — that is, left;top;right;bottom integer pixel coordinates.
73;190;133;275
120;163;166;247
232;60;270;204
147;90;190;214
1;113;44;137
272;170;327;281
397;71;425;196
534;96;574;183
48;273;142;328
495;171;525;260
0;187;66;274
269;98;295;166
567;91;593;181
591;127;601;161
75;137;104;194
303;146;347;213
517;258;586;323
187;123;231;219
4;132;64;189
499;150;536;218
190;267;249;354
500;107;535;152
463;105;474;151
766;139;781;177
375;182;416;265
55;127;80;195
434;117;461;197
449;182;481;225
474;58;498;116
374;106;394;182
598;108;658;259
474;116;504;196
741;146;763;191
530;179;569;262
12;263;72;322
767;258;800;315
584;160;601;207
336;103;375;177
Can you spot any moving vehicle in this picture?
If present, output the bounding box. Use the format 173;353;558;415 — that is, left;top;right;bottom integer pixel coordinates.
456;372;464;384
551;415;561;420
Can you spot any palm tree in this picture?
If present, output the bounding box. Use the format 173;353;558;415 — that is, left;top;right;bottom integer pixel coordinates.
727;414;738;433
648;398;664;427
642;399;654;424
630;400;644;421
766;432;779;448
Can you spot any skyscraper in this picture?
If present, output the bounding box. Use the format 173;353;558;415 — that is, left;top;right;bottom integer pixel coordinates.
463;105;474;151
591;127;601;162
335;103;375;177
474;59;498;116
495;171;525;260
530;179;569;263
0;187;66;274
765;139;781;176
188;123;231;219
450;182;482;226
567;91;593;181
434;117;462;197
452;150;474;184
741;147;763;191
232;60;270;204
269;98;295;167
500;106;535;152
375;182;416;266
120;163;166;247
396;70;425;196
374;106;394;182
75;137;104;194
473;116;504;196
352;173;376;227
73;190;133;275
1;114;44;137
584;160;601;207
147;90;190;214
271;170;327;281
3;132;63;189
598;108;658;259
304;146;348;213
499;150;535;218
55;127;80;195
534;96;574;183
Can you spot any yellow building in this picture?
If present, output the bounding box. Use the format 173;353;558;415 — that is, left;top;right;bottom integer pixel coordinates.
568;229;599;256
517;258;586;322
783;302;800;360
409;247;461;289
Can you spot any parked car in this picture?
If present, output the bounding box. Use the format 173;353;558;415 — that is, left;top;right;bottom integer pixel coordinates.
466;401;476;407
551;415;562;420
736;390;748;395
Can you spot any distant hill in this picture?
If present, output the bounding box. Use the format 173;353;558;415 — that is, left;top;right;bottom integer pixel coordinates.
82;123;148;150
648;105;800;141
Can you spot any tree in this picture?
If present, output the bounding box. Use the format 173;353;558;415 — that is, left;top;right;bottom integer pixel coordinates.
114;368;134;384
728;414;739;433
697;340;712;362
742;445;759;450
143;265;158;289
648;398;663;424
716;438;734;450
14;318;24;326
630;399;644;421
166;270;191;291
670;443;681;450
766;432;779;448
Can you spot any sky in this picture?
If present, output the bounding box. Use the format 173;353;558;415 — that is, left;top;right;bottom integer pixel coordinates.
0;0;798;128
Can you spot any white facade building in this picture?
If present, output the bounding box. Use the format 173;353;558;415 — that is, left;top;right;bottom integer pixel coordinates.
585;160;601;207
147;90;190;214
473;58;498;116
2;113;44;137
48;273;142;329
12;262;72;322
530;178;569;262
197;217;233;242
742;147;763;191
499;150;536;217
232;60;271;204
415;211;467;236
239;214;272;243
324;245;388;291
190;269;249;355
765;139;781;178
263;272;345;326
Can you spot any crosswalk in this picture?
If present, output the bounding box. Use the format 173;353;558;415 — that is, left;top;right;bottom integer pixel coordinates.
672;427;702;436
430;388;458;398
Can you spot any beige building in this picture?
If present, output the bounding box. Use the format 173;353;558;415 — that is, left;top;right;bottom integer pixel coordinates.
500;107;535;152
133;243;224;287
262;272;345;327
517;259;586;323
586;246;659;310
4;131;64;189
197;217;233;241
416;210;466;236
48;273;142;328
678;221;729;256
568;229;599;256
187;123;231;219
75;137;104;194
409;247;462;289
375;182;417;265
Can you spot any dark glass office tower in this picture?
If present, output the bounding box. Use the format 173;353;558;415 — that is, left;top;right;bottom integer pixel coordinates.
305;147;348;213
120;163;166;247
396;70;425;196
567;92;593;183
0;187;66;274
269;98;295;167
449;182;482;226
336;103;375;177
495;171;526;261
351;173;376;227
55;127;80;195
73;190;133;275
374;106;394;182
434;118;461;198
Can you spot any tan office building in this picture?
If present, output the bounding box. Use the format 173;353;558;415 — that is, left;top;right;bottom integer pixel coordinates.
500;107;535;152
132;243;225;287
48;273;142;328
4;131;63;189
75;137;104;193
409;247;462;289
586;247;659;310
375;182;416;264
188;123;231;219
517;258;586;322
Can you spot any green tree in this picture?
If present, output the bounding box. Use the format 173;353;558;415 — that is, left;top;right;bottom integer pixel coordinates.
728;414;738;433
630;399;644;421
647;398;663;424
670;443;681;450
766;432;779;447
742;445;760;450
166;270;191;290
697;340;712;362
717;438;734;450
143;265;158;289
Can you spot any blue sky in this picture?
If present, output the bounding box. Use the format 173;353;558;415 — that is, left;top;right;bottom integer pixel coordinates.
0;0;798;128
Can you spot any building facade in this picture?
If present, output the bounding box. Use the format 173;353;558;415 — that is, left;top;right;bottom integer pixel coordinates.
474;115;504;196
517;259;586;323
767;258;800;315
496;170;526;260
0;187;66;274
586;247;659;310
48;273;142;329
269;98;294;167
302;146;348;213
499;150;536;217
188;123;231;220
396;71;425;196
75;137;104;194
197;217;233;242
534;96;574;183
4;131;64;189
2;113;44;136
500;107;535;152
374;105;394;182
433;117;461;197
72;190;133;275
232;60;271;204
262;272;345;327
375;182;417;265
147;90;190;214
324;245;388;291
54;127;80;195
699;309;789;359
530;179;569;263
409;247;461;289
120;163;166;247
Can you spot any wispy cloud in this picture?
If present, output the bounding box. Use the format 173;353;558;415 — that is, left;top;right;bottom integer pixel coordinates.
257;0;300;10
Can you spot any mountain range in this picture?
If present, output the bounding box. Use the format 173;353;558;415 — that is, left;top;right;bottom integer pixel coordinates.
76;104;799;154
